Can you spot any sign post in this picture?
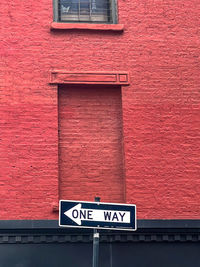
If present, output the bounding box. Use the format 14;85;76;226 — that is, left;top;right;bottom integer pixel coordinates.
92;197;100;267
59;199;136;267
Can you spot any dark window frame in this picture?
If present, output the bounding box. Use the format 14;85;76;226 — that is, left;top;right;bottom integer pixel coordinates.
53;0;118;24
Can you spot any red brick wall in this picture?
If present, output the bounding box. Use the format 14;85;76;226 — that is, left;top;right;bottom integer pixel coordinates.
0;0;199;219
58;85;124;203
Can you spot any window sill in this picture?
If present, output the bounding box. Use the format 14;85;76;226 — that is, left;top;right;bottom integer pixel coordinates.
50;22;124;31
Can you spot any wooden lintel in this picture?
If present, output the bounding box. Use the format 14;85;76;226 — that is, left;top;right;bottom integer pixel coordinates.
50;71;130;86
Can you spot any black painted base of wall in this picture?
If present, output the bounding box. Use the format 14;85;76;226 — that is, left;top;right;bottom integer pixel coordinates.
0;220;199;267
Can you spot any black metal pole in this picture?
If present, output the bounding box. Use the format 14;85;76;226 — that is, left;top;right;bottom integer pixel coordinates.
93;197;100;267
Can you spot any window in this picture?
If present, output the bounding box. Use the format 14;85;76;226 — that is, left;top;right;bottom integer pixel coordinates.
53;0;118;24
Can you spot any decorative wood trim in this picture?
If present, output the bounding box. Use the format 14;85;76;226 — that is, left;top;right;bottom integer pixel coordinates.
50;71;130;86
1;220;200;230
0;232;200;244
0;220;200;244
50;22;124;31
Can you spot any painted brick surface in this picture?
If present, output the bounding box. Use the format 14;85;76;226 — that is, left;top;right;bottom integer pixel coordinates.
0;0;199;219
58;85;124;203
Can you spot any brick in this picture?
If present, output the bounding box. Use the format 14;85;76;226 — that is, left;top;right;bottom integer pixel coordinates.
0;0;199;219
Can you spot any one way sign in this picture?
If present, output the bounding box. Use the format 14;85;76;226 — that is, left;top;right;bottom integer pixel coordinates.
59;200;136;231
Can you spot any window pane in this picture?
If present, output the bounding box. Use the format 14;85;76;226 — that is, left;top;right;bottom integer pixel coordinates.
59;0;111;23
